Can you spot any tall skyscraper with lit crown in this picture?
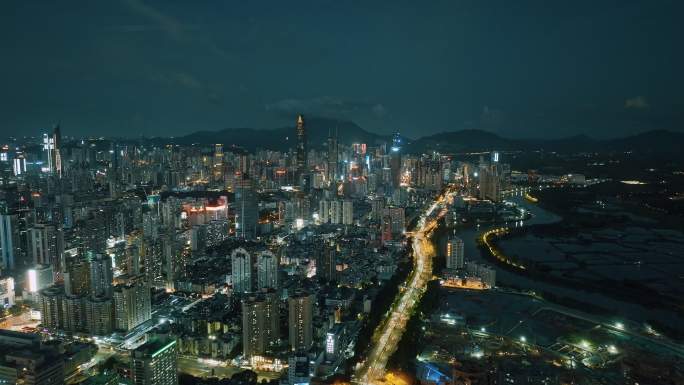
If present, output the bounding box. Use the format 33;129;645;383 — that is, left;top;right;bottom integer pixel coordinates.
296;115;307;174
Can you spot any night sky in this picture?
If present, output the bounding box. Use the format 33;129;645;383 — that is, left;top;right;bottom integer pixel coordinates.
1;0;682;139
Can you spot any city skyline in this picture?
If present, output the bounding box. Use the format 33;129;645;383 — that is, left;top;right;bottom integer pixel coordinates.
1;3;683;385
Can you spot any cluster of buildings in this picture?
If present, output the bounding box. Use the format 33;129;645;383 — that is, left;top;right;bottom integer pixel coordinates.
0;116;522;384
441;236;496;290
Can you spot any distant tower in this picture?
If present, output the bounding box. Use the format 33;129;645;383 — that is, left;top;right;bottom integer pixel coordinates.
389;131;402;188
235;174;258;240
327;126;338;182
296;115;307;173
52;124;62;177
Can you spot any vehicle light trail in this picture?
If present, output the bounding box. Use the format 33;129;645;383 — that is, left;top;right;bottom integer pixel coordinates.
354;189;453;385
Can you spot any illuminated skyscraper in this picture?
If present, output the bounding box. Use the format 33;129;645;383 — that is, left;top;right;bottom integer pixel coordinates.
342;200;353;225
257;250;279;290
89;253;113;298
288;291;313;352
85;296;113;335
478;162;501;202
235;175;258;240
0;277;15;307
39;285;64;330
26;265;55;293
241;289;280;358
231;248;252;293
63;294;86;333
113;275;151;332
296;115;307;173
327;127;338;182
329;200;342;225
131;337;178;385
446;236;465;270
389;131;402;188
0;212;21;272
64;258;90;297
316;245;336;283
30;224;64;279
53;124;62;177
318;200;330;224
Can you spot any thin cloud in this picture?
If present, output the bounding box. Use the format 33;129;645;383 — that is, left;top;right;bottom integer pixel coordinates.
152;72;202;90
121;0;233;60
265;96;388;120
122;0;185;41
625;96;649;110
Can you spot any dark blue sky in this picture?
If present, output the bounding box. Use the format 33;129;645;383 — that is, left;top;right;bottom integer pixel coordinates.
1;0;682;139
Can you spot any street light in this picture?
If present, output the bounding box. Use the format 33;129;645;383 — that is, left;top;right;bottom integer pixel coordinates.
519;336;526;343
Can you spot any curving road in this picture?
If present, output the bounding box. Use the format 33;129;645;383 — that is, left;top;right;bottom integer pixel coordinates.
354;190;451;384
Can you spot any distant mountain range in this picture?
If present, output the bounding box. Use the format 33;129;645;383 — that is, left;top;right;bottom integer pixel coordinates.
409;129;684;155
156;117;684;155
161;117;389;153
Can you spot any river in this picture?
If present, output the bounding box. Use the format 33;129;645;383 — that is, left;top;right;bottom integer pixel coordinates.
440;193;683;330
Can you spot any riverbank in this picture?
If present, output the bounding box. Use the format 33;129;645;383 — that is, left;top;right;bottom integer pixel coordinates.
438;195;684;338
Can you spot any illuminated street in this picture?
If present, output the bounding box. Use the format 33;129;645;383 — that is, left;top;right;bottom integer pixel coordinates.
355;189;452;384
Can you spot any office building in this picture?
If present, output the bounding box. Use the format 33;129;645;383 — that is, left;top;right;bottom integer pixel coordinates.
64;258;90;296
131;337;178;385
231;248;252;294
466;262;497;288
39;285;65;330
325;323;345;361
0;337;64;385
288;291;313;352
288;353;311;385
85;296;113;335
318;200;330;224
478;161;501;203
296;115;307;173
342;200;353;225
113;275;151;332
142;237;165;289
235;176;258;240
382;206;405;234
62;294;86;333
241;289;280;358
329;200;342;225
27;265;54;294
89;253;113;298
0;213;19;272
446;236;465;270
316;246;336;283
30;223;64;278
0;277;15;308
257;250;279;290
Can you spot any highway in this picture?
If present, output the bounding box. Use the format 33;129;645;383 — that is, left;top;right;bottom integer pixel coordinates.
354;189;451;385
